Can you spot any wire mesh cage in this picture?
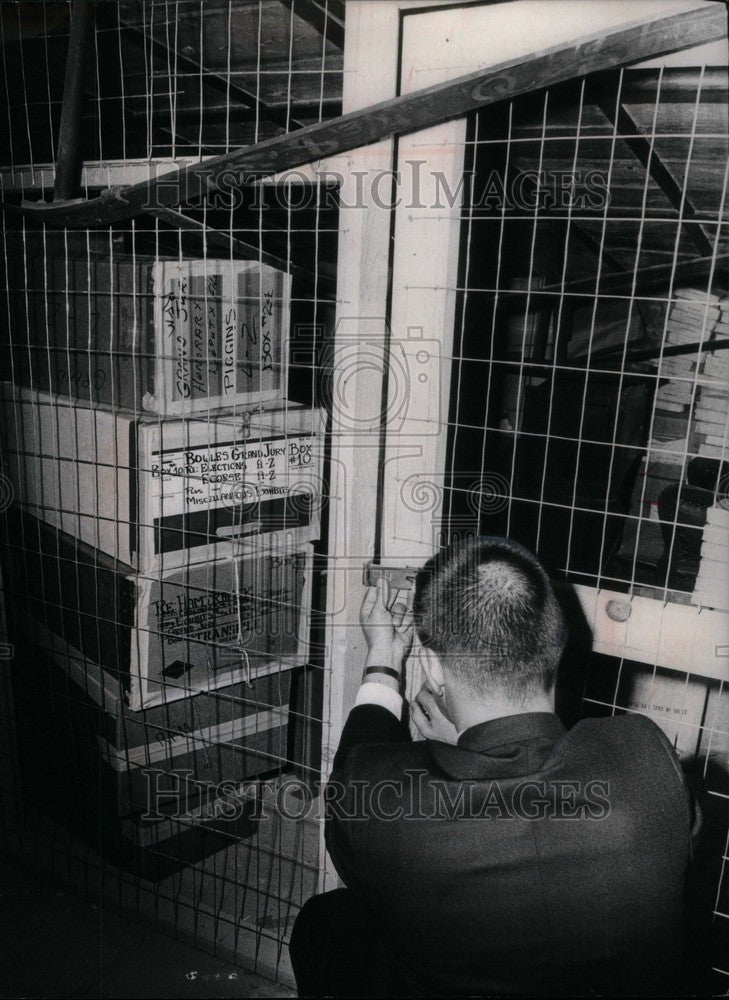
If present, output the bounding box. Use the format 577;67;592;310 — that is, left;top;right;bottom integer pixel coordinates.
442;61;729;989
0;0;343;985
0;0;727;993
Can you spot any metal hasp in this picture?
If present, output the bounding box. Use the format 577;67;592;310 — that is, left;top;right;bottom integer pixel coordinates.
53;0;95;202
363;562;419;592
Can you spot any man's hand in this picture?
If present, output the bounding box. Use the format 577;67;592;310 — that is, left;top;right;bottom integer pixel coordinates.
360;577;413;670
411;683;458;744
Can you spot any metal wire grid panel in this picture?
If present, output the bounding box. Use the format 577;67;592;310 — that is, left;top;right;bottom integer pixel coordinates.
0;0;343;168
1;0;728;991
442;63;729;989
0;0;342;985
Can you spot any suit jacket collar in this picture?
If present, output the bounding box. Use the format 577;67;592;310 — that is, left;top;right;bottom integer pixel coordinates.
457;712;565;752
430;712;566;781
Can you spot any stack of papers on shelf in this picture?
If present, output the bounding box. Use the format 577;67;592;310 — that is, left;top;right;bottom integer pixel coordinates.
693;504;729;611
692;295;729;461
655;289;720;413
648;406;693;467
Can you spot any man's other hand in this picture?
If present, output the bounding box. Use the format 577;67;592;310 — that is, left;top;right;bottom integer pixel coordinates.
411;684;458;744
360;577;413;669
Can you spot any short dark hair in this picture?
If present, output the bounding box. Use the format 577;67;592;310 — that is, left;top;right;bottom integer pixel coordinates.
413;536;566;698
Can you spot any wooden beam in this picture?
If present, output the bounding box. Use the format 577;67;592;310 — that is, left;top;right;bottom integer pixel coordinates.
280;0;345;51
135;101;341;125
591;66;728;105
596;97;715;257
570;222;627;273
592;336;729;366
118;5;306;132
609;249;728;295
0;157;335;195
14;1;726;227
317;0;399;890
497;251;729;308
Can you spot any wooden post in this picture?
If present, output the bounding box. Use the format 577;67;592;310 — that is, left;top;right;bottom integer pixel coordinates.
53;0;95;202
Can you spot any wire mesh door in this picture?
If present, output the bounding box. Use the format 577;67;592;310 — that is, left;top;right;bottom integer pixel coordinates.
0;0;343;986
438;60;729;991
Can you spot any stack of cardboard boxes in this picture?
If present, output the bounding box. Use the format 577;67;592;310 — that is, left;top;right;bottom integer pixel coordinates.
4;233;287;414
1;234;323;875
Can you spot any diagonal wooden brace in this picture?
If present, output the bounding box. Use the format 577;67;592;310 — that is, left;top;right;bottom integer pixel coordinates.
11;1;727;227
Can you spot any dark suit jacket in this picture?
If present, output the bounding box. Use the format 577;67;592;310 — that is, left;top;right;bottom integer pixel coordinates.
325;705;697;997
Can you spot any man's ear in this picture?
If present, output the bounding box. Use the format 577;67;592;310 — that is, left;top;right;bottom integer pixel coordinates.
419;646;446;698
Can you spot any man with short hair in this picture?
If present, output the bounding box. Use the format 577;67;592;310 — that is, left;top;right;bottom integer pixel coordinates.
290;536;698;997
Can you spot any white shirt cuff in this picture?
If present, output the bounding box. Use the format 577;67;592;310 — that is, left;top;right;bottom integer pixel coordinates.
355;681;403;720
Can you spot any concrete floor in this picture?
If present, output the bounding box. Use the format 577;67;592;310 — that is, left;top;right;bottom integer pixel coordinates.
0;860;296;999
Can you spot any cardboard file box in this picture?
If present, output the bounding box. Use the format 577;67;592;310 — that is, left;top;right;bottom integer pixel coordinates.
12;643;272;880
0;383;324;571
4;242;290;415
3;508;313;711
12;631;293;818
111;804;259;881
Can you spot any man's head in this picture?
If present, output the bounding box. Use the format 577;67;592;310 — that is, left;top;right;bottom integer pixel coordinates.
413;536;566;707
